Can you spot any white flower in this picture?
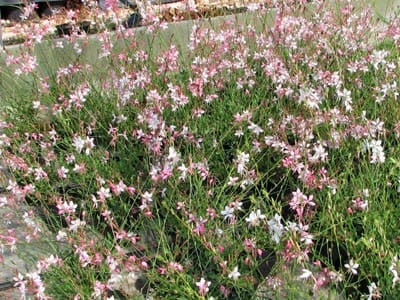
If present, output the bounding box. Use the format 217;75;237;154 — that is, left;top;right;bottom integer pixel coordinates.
267;214;284;243
72;136;95;155
390;256;399;287
299;269;313;280
245;209;266;226
344;259;359;275
228;266;241;280
371;49;388;70
310;143;328;162
234;128;244;137
72;136;85;153
390;265;399;287
364;139;385;164
33;101;41;109
112;113;127;124
231;201;243;211
337;88;353;112
23;212;41;232
221;206;235;221
83;137;95;155
97;187;111;200
227;176;239;186
141;191;153;203
68;219;86;232
56;230;67;241
216;228;223;237
248;122;263;135
366;282;381;300
299;86;322;109
0;196;7;207
178;164;188;181
246;3;259;11
300;232;314;245
167;146;180;166
235;152;250;175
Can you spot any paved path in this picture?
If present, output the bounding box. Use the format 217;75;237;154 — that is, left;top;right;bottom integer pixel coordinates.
0;152;57;298
0;163;24;299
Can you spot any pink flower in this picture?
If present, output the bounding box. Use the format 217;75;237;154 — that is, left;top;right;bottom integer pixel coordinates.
13;273;27;296
220;285;231;297
104;0;118;10
110;181;127;196
168;262;184;272
97;187;111;201
289;189;315;220
20;3;38;20
196;277;211;296
57;200;77;215
68;84;90;110
57;166;69;179
193;217;208;236
352;197;368;211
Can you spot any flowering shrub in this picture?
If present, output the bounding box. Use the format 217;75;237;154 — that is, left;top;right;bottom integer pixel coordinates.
1;0;400;298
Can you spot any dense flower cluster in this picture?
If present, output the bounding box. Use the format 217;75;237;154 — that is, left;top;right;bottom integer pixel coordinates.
1;0;400;298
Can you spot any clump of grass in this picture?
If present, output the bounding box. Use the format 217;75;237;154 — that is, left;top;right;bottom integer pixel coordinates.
2;0;400;299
